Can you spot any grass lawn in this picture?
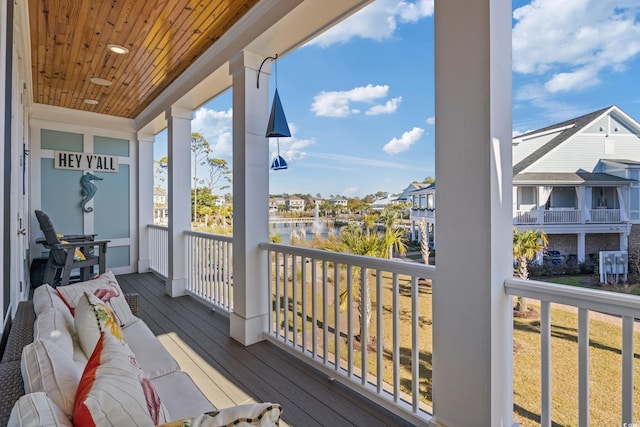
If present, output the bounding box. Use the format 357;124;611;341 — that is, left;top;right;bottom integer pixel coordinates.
273;260;640;424
514;303;640;426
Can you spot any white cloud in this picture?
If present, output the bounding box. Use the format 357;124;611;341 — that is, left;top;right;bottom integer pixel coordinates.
366;96;402;115
513;0;640;92
342;187;360;197
268;123;316;163
426;116;435;125
305;152;408;169
383;127;424;155
308;0;434;48
192;107;233;157
312;84;394;117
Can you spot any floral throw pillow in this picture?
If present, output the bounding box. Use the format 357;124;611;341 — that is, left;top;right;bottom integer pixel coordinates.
75;291;125;358
56;270;137;326
73;331;168;426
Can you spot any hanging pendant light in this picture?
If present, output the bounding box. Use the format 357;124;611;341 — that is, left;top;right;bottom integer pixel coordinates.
258;54;291;169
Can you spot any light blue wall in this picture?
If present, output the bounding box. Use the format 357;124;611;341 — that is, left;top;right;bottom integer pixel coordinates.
106;246;130;269
40;160;85;236
41;129;83;151
94;136;129;157
39;128;132;270
94;165;130;239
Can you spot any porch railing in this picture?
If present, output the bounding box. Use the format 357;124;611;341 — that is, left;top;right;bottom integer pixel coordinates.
543;209;581;224
185;230;233;312
505;277;640;426
259;242;434;425
514;208;624;224
589;208;621;223
148;224;169;277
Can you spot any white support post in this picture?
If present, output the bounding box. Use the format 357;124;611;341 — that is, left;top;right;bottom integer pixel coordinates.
577;233;586;263
431;0;513;426
166;106;193;297
228;51;270;346
137;132;155;272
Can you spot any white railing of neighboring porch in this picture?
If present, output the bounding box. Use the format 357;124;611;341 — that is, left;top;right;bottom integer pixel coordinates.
514;208;624;224
185;231;233;312
505;277;640;426
148;224;169;277
589;208;621;223
259;242;434;426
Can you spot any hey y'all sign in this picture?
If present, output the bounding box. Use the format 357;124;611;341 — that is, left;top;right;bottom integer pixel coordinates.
54;151;119;173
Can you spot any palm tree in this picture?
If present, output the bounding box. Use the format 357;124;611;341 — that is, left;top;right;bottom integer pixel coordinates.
384;226;407;260
324;224;386;345
513;227;548;312
378;207;407;259
419;219;430;265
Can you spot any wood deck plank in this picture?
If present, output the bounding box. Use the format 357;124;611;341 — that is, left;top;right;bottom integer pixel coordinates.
117;273;413;427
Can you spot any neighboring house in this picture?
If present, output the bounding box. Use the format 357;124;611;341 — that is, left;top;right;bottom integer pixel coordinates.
371;195;398;211
153;188;168;224
397;182;430;202
409;105;640;263
512;105;639;263
329;198;348;207
286;197;305;211
269;198;286;214
408;183;436;248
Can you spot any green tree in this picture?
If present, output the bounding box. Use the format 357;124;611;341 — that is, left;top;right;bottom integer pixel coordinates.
191;132;212;221
513;227;548;312
204;158;231;193
324;224;388;345
422;176;435;184
154;156;168;185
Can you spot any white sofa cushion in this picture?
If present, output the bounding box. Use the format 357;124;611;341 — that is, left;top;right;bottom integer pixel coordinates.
151;371;216;421
20;339;82;418
74;331;169;426
122;319;180;379
8;392;73;427
55;271;137;326
33;307;74;357
32;285;73;326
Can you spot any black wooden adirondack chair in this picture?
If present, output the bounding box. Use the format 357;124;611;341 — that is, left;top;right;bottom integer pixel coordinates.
34;210;110;286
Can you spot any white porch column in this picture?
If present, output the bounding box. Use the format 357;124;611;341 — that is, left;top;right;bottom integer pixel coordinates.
577;233;586;262
137;132;155;273
229;51;270;346
432;0;513;426
166;106;193;297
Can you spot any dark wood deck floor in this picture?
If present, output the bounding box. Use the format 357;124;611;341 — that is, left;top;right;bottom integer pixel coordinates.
116;273;414;427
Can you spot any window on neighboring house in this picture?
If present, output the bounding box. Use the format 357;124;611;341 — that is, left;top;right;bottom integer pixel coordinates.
427;194;434;210
548;187;576;208
518;187;536;208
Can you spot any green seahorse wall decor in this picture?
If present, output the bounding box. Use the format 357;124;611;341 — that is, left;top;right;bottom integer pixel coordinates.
80;172;103;213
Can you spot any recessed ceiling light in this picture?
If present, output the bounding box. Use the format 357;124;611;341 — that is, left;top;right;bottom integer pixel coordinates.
107;44;129;54
89;77;112;86
84;99;99;105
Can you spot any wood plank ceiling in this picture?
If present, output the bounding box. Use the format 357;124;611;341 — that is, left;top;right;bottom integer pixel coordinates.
28;0;260;119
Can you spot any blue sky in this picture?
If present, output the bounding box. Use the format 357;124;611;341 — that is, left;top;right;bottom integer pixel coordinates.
155;0;640;198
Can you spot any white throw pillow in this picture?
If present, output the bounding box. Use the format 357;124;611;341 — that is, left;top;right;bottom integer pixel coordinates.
55;271;137;326
20;339;82;418
8;392;73;427
32;284;74;326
